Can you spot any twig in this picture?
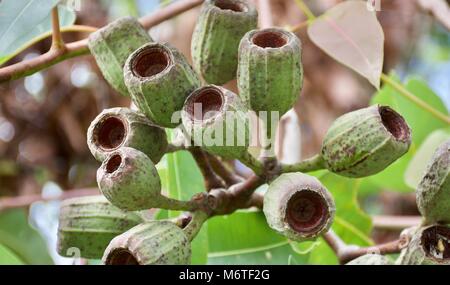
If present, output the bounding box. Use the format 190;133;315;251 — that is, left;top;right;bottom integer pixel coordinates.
372;215;422;231
50;7;66;51
0;188;99;212
288;20;310;33
257;0;274;29
190;147;226;191
294;0;316;21
206;153;243;186
323;230;403;264
140;0;204;29
380;74;450;125
0;0;204;83
280;154;325;173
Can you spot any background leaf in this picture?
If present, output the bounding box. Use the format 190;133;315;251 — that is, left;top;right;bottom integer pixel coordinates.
308;171;373;264
0;1;76;65
0;209;53;264
161;129;209;265
0;243;24;265
307;0;384;88
405;128;450;188
366;74;449;192
206;210;309;265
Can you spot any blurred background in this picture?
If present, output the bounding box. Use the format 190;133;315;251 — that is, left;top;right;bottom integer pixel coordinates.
0;0;449;264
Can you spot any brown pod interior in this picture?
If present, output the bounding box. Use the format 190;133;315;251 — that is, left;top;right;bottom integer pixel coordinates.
132;46;171;78
185;86;224;121
421;225;450;262
94;116;126;150
285;190;329;235
252;30;288;48
379;106;410;142
104;248;140;265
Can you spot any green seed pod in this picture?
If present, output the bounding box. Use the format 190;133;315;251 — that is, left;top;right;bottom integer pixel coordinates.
88;17;152;96
263;172;335;242
124;42;201;128
181;85;250;159
87;107;168;163
416;140;450;224
238;28;303;116
321;105;411;178
57;195;142;259
103;221;191;265
191;0;257;84
396;225;450;265
97;147;161;211
346;254;393;265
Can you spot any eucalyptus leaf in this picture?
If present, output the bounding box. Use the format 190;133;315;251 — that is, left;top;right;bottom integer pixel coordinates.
0;209;53;264
307;0;384;88
0;1;76;65
163;129;208;265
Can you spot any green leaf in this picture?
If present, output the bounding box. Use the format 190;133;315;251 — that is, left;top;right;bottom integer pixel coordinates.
308;172;373;264
206;210;309;265
367;74;449;192
163;129;208;265
0;243;25;265
0;2;76;65
0;209;53;264
405;128;450;189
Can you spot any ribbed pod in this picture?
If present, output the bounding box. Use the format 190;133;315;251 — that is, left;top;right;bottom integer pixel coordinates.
321;105;411;178
124;42;201;128
263;172;335;242
88;17;152;96
87;107;168;163
396;225;450;265
346;254;393;265
192;0;257;84
57;195;142;259
103;221;191;265
416;140;450;224
238;28;303;116
97;147;161;211
181;85;250;159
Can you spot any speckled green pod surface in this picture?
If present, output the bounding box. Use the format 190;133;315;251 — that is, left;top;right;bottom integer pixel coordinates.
346;254;393;265
238;28;302;117
191;0;257;84
57;195;142;259
97;147;161;211
321;105;411;178
181;85;250;159
396;225;450;265
124;42;201;128
87;107;168;163
263;172;335;242
88;17;152;96
103;221;191;265
416;140;450;224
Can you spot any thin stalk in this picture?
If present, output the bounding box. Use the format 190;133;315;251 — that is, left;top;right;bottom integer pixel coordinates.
281;154;326;173
183;211;209;241
294;0;317;21
380;73;450;125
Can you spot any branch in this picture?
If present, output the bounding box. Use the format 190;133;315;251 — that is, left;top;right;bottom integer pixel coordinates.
0;0;204;83
51;7;65;51
190;147;226;191
0;188;99;212
205;153;243;186
257;0;274;29
280;154;325;173
323;230;403;264
372;215;422;231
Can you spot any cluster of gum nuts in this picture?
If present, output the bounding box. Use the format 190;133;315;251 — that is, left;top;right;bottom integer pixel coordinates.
56;0;449;265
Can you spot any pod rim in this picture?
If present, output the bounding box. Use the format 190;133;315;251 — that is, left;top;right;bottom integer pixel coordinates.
128;43;175;81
